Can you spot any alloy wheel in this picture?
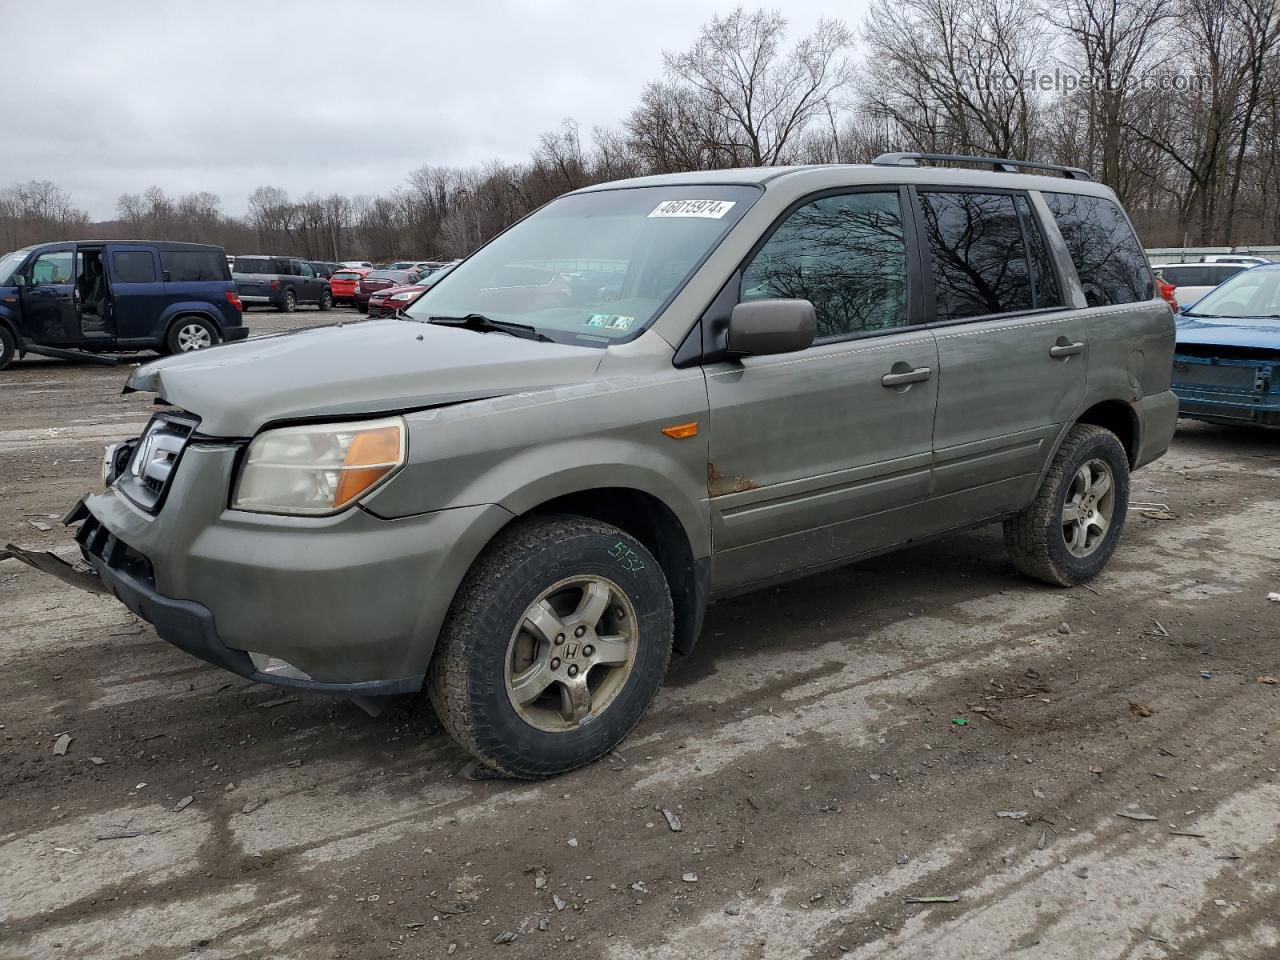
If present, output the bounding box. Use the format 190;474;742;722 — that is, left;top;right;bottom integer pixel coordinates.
1062;458;1115;558
504;575;638;732
176;323;212;351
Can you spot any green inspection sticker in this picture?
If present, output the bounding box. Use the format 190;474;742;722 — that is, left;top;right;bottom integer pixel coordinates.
587;313;635;330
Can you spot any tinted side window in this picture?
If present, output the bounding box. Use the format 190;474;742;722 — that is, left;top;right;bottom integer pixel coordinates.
1213;265;1245;284
113;250;157;283
919;191;1032;321
1042;192;1153;306
1158;266;1185;286
234;257;268;274
298;261;315;278
741;191;908;339
1015;196;1062;308
161;250;229;282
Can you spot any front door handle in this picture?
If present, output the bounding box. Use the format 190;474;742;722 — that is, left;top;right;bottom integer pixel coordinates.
881;366;932;387
1049;341;1085;359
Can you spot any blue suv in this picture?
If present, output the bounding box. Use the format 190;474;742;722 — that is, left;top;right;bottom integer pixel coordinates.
0;240;247;370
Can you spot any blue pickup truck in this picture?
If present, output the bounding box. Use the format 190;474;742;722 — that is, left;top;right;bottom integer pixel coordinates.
0;240;247;370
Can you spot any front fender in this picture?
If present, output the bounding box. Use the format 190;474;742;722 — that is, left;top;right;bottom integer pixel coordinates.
361;374;713;559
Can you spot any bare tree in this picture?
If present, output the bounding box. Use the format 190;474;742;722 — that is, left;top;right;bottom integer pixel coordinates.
661;7;856;166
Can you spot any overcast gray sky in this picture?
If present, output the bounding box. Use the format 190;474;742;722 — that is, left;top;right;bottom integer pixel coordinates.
2;0;868;220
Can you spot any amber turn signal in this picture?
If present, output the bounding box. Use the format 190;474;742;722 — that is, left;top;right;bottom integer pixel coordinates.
333;424;404;507
661;421;699;439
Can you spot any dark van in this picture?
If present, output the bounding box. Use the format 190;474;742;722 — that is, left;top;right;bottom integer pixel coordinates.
0;240;247;370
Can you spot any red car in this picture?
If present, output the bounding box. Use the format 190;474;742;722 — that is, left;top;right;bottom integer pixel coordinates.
329;267;370;305
1156;275;1179;314
354;270;415;313
367;263;458;317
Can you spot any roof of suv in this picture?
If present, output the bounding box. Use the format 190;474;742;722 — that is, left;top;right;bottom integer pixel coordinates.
573;163;1115;198
23;240;225;252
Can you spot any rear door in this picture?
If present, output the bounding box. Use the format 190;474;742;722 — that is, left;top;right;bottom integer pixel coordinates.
18;246;78;344
705;187;940;591
917;188;1087;519
106;246;164;342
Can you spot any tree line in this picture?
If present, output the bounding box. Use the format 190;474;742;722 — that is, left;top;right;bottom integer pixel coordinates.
5;1;1280;261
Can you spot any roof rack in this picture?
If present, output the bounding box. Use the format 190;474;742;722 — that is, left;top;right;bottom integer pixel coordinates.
872;152;1094;181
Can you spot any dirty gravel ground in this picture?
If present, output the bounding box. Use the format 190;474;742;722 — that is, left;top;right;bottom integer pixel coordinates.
2;310;1279;960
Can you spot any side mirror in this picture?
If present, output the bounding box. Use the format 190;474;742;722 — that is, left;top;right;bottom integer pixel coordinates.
727;299;816;357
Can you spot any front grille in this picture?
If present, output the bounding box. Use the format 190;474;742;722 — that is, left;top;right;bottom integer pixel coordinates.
116;413;198;512
1171;358;1263;394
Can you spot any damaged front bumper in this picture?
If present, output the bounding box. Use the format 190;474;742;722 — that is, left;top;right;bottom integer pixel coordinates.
58;498;424;696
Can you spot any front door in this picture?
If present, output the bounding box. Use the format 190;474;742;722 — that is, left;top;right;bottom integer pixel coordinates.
915;189;1087;518
705;188;940;591
18;246;78;345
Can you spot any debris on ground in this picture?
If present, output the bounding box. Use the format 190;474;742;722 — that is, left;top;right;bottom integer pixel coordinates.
1267;592;1280;603
1057;622;1072;635
52;734;71;756
1130;702;1155;718
258;697;299;709
1258;676;1278;685
1201;672;1214;680
1117;812;1159;822
89;756;105;765
952;716;968;726
552;894;567;911
661;808;683;832
905;895;960;904
96;829;145;841
682;872;698;883
26;519;51;532
997;811;1028;820
241;798;265;815
493;930;517;944
173;796;194;812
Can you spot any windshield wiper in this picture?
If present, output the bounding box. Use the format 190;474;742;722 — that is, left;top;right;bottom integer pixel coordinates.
426;313;552;342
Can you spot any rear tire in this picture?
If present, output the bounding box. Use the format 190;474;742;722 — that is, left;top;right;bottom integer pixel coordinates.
428;516;674;779
1004;424;1130;586
164;317;220;355
0;325;15;371
277;290;297;313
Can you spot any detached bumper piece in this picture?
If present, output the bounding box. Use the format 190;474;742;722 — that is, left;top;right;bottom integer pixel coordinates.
70;506;422;696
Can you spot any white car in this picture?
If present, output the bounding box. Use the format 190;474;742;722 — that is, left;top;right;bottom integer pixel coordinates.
1151;262;1250;307
1200;254;1271;266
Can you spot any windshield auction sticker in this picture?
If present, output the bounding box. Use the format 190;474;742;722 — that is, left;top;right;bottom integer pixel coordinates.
648;199;737;219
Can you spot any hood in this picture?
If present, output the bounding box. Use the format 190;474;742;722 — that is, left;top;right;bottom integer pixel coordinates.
1176;316;1280;351
127;319;604;436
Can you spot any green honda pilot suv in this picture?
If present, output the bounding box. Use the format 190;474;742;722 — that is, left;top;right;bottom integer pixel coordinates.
65;154;1177;777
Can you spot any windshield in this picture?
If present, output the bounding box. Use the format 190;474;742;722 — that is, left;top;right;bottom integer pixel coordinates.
1183;267;1280;324
0;249;30;286
402;185;759;344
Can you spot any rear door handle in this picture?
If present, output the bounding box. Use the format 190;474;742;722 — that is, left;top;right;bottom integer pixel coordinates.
881;366;932;387
1049;341;1085;358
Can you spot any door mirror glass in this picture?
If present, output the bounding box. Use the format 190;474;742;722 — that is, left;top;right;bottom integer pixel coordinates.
727;299;816;356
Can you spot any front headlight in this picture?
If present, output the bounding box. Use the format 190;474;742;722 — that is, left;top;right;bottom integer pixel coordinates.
232;416;406;515
388;291;416;301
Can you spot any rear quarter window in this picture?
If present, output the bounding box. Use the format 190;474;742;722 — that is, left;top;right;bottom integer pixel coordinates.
1042;193;1153;306
161;250;230;282
112;250;157;283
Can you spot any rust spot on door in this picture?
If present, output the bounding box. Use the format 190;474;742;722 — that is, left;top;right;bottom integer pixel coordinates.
707;462;758;497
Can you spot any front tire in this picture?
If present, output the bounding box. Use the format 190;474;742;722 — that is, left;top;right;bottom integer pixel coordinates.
165;317;220;354
429;516;674;779
0;325;15;371
318;290;333;311
1004;424;1130;586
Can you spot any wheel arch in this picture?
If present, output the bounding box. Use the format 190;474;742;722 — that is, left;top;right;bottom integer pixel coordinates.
520;487;709;656
1075;399;1139;466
